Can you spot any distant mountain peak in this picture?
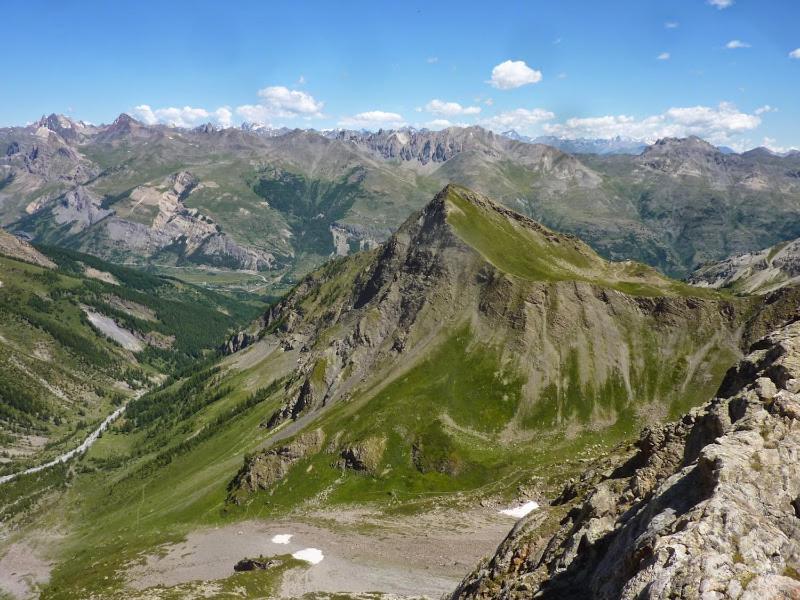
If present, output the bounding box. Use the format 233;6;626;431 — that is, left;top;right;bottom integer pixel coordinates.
112;113;139;126
504;132;647;155
649;135;718;152
193;122;218;134
35;113;77;130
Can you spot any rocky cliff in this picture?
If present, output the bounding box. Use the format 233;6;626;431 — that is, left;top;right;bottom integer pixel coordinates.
453;319;800;599
19;171;275;271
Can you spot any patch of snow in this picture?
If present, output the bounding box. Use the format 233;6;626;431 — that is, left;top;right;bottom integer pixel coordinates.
292;548;324;564
271;534;293;544
499;501;539;519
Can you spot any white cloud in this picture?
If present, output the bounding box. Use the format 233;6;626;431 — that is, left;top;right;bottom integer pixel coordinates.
726;40;751;49
657;52;671;61
790;48;800;59
255;86;324;118
709;0;733;8
665;21;680;29
132;104;225;128
233;86;325;125
481;108;555;133
214;107;233;128
542;102;765;145
424;99;481;116
755;105;777;115
488;60;542;89
484;98;494;106
557;72;568;79
338;111;406;129
426;56;439;64
235;104;272;125
133;105;157;125
426;119;453;129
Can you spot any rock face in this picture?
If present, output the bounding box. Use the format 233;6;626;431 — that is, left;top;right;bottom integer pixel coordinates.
330;126;506;164
221;330;256;355
452;320;800;600
52;187;112;232
689;237;800;294
24;171;275;271
0;228;55;268
227;429;324;503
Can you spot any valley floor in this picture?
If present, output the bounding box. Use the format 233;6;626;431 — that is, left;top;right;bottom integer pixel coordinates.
1;504;518;599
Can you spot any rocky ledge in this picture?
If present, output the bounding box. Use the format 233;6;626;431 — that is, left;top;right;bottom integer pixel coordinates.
453;320;800;599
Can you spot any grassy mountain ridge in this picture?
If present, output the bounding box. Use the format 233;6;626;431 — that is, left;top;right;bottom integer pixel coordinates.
223;186;745;506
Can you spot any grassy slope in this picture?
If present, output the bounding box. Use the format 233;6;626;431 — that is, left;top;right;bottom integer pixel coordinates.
443;185;718;298
0;246;262;479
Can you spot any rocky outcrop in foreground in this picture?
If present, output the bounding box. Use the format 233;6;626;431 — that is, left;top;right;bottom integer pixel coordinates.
453;320;800;599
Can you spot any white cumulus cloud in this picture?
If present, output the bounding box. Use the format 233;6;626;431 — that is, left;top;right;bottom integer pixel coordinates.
235;104;272;125
542;102;765;145
133;105;157;125
488;60;542;89
726;40;751;49
338;111;405;129
790;48;800;59
214;107;233;127
709;0;733;8
234;86;325;125
481;108;555;133
665;21;680;29
657;52;671;61
424;99;481;116
256;86;324;118
132;104;229;128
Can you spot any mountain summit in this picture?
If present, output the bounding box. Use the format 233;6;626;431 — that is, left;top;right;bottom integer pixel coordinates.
225;184;744;506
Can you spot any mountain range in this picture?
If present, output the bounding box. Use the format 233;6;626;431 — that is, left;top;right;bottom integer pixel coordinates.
5;109;800;598
4;114;800;292
501;131;648;155
5;183;800;598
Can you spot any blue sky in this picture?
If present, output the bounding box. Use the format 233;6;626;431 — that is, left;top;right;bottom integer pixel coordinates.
2;0;799;150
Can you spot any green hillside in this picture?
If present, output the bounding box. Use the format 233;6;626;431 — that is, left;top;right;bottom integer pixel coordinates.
0;242;262;479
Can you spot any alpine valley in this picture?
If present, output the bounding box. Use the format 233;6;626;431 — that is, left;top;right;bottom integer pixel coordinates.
3;119;800;600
